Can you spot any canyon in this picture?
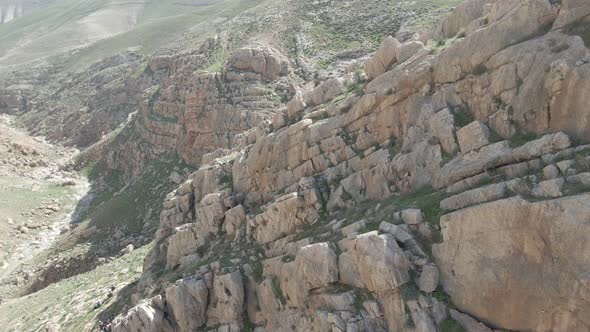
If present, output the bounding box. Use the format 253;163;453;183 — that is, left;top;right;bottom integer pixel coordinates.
0;0;589;331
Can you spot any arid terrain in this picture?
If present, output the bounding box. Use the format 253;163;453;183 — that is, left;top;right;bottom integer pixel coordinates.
0;0;589;331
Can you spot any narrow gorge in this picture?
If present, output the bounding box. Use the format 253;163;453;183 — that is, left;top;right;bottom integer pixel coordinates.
0;0;589;331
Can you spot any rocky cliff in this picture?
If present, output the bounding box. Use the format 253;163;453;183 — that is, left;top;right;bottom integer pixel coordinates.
1;0;590;331
104;1;590;331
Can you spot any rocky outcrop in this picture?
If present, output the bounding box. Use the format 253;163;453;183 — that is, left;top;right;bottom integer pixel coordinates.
553;0;590;29
111;1;590;331
0;88;28;115
105;45;288;180
338;232;410;292
112;296;172;332
227;47;290;81
434;195;590;331
365;36;401;80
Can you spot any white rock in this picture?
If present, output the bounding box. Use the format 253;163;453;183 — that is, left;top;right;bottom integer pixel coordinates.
401;209;424;225
418;264;440;293
457;121;490;154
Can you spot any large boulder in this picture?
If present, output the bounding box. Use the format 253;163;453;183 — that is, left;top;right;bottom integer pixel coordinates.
226;47;289;80
456;121;490;154
165;278;209;331
303;78;345;107
165;224;201;269
434;195;590;331
207;271;245;327
295;243;339;289
112;296;171;332
428;108;459;154
431;0;492;39
252;189;320;244
338;232;410;292
365;36;401;80
434;0;559;83
263;242;338;308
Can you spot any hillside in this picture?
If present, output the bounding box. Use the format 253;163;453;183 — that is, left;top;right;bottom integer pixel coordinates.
0;0;589;331
0;0;265;67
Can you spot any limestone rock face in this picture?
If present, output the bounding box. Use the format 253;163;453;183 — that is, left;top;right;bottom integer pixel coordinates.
418;264;440;293
338;232;410;292
285;90;307;123
428;108;458;154
224;204;247;238
227;47;290;81
431;0;492;39
365;36;400;80
553;0;590;29
207;271;245;327
450;309;494;332
112;296;171;332
434;195;590;331
252;189;320;244
435;0;559;83
295;243;338;289
165;223;202;269
165;278;209;331
456;121;490;154
195;192;228;235
304;77;345;107
107;1;590;331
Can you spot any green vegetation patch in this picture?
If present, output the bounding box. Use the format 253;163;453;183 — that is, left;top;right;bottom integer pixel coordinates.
508;132;542;148
352;288;375;313
453;106;474;128
271;276;287;305
83;154;193;237
441;318;466;332
0;244;150;332
384;186;449;226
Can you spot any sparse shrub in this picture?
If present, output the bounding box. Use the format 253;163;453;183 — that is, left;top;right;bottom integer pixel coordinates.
433;286;451;304
352;289;374;313
242;316;257;332
341;189;354;202
253;260;263;283
472;63;487;76
453;106;474;127
508;132;542;148
345;76;365;96
388;140;400;161
271;276;287;305
219;174;233;189
340;131;356;146
401;283;419;301
281;255;295;263
441;318;465;332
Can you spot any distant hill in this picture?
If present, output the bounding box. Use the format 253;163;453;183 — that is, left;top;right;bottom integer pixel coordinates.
0;0;261;67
